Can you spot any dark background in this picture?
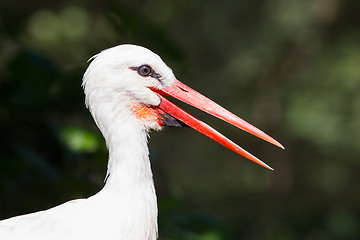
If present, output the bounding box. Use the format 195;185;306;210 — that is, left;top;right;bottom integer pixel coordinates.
1;1;360;239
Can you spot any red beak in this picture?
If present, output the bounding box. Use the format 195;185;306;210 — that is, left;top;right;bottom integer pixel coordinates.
152;80;284;170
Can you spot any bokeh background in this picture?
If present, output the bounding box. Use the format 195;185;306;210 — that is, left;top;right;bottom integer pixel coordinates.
1;0;360;239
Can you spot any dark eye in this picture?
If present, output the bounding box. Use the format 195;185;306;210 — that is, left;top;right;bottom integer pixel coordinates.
138;65;153;77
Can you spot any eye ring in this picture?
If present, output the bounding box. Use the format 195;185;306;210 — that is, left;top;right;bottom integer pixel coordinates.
138;65;153;77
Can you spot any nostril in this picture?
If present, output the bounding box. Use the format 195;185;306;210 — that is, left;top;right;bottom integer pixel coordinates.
177;85;188;92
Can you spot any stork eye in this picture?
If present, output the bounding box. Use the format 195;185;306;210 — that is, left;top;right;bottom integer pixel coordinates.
138;65;153;77
130;64;161;79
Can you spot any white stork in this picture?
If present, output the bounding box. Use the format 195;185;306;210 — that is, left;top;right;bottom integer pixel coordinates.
0;44;283;240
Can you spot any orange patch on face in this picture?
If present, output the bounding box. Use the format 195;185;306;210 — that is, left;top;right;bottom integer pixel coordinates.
130;103;161;124
130;103;184;127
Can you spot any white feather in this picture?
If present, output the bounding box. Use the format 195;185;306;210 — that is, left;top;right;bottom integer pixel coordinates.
0;44;177;240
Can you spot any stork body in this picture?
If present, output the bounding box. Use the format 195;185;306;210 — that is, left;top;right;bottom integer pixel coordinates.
0;45;282;239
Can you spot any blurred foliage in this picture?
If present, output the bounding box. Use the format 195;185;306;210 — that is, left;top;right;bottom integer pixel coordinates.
1;0;360;239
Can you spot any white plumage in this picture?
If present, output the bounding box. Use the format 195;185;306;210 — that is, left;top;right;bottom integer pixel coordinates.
1;45;166;240
0;44;282;240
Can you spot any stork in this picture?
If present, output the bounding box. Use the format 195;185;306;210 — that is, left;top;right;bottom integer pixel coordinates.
0;44;283;240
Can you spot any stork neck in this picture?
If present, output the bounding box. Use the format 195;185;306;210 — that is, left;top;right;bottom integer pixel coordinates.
86;92;155;191
102;122;153;191
94;113;158;240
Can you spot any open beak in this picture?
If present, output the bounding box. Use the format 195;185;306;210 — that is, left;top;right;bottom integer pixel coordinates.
151;80;284;170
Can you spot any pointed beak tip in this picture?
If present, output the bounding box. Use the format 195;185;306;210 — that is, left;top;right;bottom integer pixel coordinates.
277;142;285;150
258;162;274;171
266;138;284;150
252;156;274;171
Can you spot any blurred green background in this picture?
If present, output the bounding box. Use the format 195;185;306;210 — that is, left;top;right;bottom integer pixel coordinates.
1;0;360;239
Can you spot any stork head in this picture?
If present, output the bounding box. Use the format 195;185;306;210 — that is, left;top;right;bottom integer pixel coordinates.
82;44;283;170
